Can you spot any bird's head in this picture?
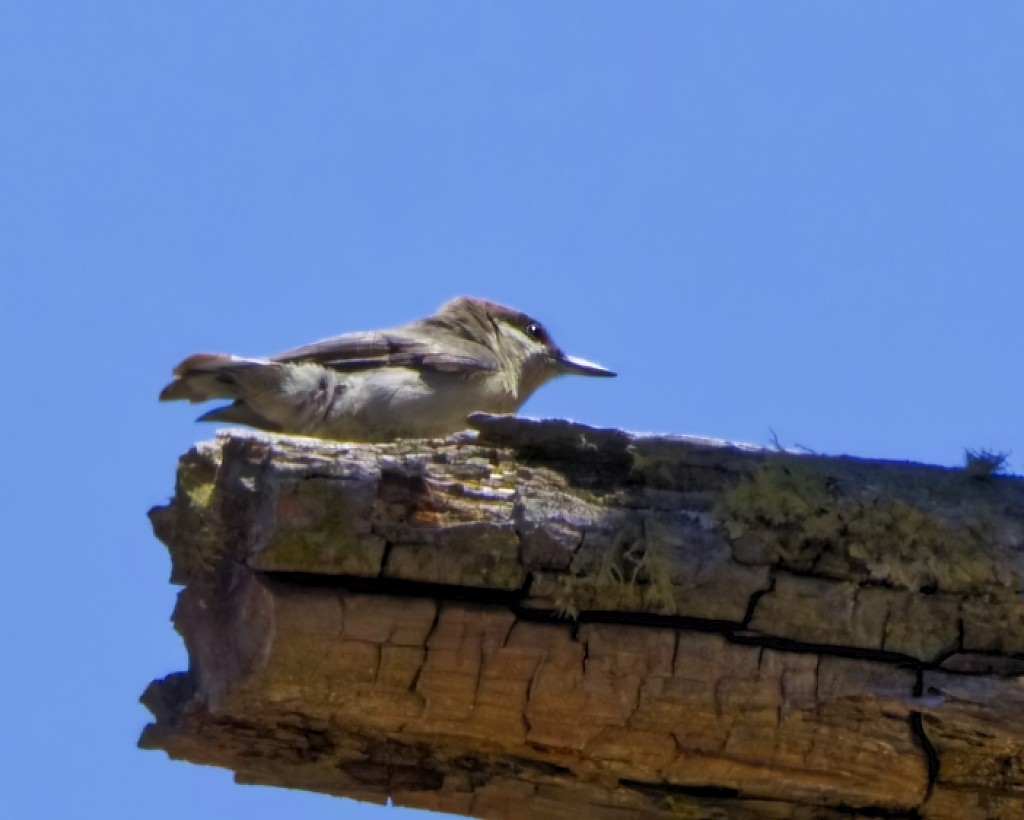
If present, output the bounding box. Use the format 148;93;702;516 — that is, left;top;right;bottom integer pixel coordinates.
437;296;616;402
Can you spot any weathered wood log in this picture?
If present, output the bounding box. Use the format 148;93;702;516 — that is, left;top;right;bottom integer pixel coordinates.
140;415;1024;819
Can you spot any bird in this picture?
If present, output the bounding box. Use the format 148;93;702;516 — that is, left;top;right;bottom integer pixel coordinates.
159;296;615;441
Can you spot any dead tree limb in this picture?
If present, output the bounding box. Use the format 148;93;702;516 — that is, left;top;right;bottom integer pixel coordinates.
140;415;1024;819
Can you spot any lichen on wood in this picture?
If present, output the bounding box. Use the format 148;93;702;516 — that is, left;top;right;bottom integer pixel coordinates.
141;415;1024;819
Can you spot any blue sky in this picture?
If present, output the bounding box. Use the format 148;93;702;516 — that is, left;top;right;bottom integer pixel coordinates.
2;3;1022;818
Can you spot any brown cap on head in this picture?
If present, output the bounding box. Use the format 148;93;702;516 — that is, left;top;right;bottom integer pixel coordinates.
438;296;615;378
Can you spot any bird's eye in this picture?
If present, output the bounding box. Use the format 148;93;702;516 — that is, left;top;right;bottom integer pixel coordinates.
526;322;543;339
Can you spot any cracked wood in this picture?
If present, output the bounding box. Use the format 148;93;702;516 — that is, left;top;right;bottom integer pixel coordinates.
141;415;1024;819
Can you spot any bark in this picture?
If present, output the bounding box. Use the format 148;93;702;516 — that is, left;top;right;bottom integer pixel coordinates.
140;415;1024;819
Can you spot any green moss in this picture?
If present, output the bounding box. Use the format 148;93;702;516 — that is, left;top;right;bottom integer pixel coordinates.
550;526;676;619
719;459;840;571
267;530;381;574
169;452;224;585
483;548;528;589
179;460;216;508
258;479;384;575
963;448;1011;479
717;459;998;593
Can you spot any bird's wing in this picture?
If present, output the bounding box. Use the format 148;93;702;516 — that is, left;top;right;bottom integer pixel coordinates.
269;330;499;375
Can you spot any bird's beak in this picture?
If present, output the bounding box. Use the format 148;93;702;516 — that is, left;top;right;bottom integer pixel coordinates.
555;353;616;378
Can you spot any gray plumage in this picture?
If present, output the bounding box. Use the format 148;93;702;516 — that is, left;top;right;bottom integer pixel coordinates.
159;296;614;441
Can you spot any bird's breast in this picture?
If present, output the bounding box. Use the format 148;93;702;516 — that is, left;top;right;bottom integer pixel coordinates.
316;367;518;440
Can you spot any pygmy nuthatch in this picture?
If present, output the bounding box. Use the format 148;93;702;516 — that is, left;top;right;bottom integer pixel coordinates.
160;296;615;441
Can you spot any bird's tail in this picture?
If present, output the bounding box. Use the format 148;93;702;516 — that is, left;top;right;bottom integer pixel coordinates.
159;353;284;430
158;353;266;402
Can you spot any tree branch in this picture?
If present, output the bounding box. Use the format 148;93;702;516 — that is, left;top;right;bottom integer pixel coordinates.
140;415;1024;818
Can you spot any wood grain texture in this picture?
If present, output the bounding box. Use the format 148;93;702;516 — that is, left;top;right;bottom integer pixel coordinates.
141;415;1024;818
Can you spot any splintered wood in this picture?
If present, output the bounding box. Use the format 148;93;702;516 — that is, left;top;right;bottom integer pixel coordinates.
142;417;1024;819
